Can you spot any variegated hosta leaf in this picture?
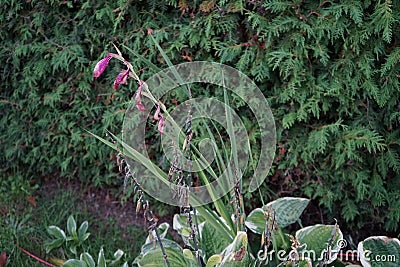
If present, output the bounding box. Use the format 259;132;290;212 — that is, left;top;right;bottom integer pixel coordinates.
205;254;222;267
139;239;183;257
245;197;310;234
295;224;343;265
62;259;87;267
244;208;265;234
135;247;197;267
264;197;310;228
201;221;231;260
358;236;400;267
134;238;197;267
219;231;251;266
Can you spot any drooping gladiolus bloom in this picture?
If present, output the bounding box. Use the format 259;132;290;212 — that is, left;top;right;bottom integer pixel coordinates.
135;81;145;111
113;69;129;90
154;105;161;120
93;55;112;78
158;116;165;135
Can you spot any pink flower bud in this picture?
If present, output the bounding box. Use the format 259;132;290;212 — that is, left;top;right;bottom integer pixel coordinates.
154;105;161;120
113;69;129;90
135;81;145;111
136;101;145;111
158;116;165;135
93;55;112;78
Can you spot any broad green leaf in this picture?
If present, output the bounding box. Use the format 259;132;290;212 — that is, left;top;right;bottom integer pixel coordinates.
77;221;89;241
206;254;222;267
264;197;310;228
113;249;124;261
80;233;90;244
358;236;400;267
195;206;234;242
135;247;196;267
67;215;77;236
183;249;198;264
80;252;95;267
97;248;106;267
70;246;77;256
63;259;87;267
219;231;251;266
109;249;125;265
296;224;343;265
45;238;65;253
47;225;66;240
201;221;231;260
244;208;265;234
245;197;310;234
140;239;183;257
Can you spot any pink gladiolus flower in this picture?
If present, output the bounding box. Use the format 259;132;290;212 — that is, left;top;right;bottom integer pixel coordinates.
154;105;161;120
113;69;129;90
93;55;112;78
158;116;165;135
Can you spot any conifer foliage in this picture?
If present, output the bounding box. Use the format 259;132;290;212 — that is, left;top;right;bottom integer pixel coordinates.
1;0;399;232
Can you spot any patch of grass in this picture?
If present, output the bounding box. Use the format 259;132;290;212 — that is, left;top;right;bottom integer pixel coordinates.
0;181;147;266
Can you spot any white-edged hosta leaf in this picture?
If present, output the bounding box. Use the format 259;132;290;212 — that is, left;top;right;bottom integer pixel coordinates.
47;226;66;240
296;224;343;265
219;231;250;266
45;238;65;253
202;221;231;260
265;197;309;228
244;208;265;234
67;215;77;236
62;259;87;267
80;252;95;267
97;248;106;267
77;221;89;241
358;236;400;267
135;247;197;267
245;197;310;234
205;254;222;267
140;238;183;257
113;249;124;260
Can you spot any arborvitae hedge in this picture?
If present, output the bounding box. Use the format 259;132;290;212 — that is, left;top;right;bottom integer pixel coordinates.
1;1;399;233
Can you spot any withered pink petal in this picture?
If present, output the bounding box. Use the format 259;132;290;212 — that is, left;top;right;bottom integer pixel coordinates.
93;56;112;78
113;69;129;90
154;105;161;120
137;81;144;93
158;116;165;135
135;88;145;111
136;101;145;111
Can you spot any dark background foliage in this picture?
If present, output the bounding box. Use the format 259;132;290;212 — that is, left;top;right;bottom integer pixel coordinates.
1;0;399;239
